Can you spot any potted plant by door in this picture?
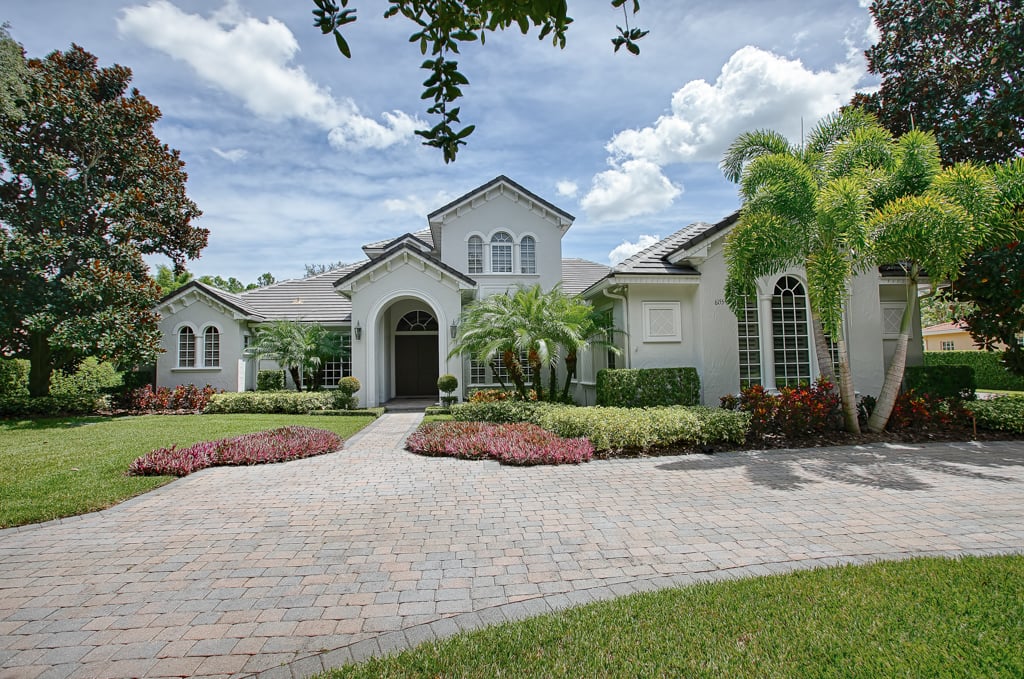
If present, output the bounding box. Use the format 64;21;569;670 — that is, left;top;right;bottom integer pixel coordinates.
437;374;459;407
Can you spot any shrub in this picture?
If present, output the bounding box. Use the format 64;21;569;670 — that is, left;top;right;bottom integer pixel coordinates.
437;373;458;394
596;367;701;407
129;384;219;412
406;421;593;465
50;357;122;397
924;351;1024;391
257;370;285;391
904;365;976;400
535;405;748;452
0;394;107;417
722;380;841;440
127;426;342;476
468;388;537;402
450;399;564;424
309;407;385;417
205;391;335;414
967;396;1024;433
330;390;359;410
338;376;361;396
886;389;969;432
0;358;30;397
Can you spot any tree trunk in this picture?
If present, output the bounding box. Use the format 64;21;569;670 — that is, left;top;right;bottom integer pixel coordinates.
28;332;52;398
836;336;860;433
288;366;303;392
548;363;557;402
503;350;528;400
809;312;836;385
561;352;577;402
867;282;917;433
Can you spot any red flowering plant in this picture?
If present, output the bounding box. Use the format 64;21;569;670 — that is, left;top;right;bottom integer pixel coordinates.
406;421;593;465
128;384;220;412
886;389;970;433
722;379;841;441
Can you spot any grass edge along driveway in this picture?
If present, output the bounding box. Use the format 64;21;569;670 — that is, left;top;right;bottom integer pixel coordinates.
0;413;375;528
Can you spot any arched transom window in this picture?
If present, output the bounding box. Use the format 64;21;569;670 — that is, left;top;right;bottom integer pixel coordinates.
520;235;536;274
396;310;438;332
467;235;483;274
490;232;513;273
203;327;220;367
177;327;196;367
771;276;811;387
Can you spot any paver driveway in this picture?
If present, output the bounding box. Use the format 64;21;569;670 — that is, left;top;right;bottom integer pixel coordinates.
2;412;1024;679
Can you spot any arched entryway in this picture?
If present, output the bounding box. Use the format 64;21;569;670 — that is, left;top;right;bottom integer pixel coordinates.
393;310;440;396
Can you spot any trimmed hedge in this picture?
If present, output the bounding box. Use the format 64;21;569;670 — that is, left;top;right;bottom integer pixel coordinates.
596;367;701;407
206;391;333;414
924;351;1024;391
450;400;565;424
0;394;107;417
308;407;385;418
257;370;285;391
0;358;30;397
535;405;748;452
968;396;1024;433
50;357;122;397
904;365;976;400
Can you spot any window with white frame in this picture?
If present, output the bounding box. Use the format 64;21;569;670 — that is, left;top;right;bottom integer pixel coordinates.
881;303;906;339
940;340;955;351
203;327;220;367
469;357;487;384
468;235;483;274
520;236;536;274
492;352;508;384
737;296;761;388
771;276;811;387
178;327;196;367
319;334;352;387
490;232;513;273
519;350;533;383
642;301;681;342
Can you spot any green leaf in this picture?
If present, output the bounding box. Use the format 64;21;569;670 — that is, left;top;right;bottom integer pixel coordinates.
333;30;351;58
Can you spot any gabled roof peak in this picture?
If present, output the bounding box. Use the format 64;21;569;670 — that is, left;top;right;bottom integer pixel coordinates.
427;175;574;229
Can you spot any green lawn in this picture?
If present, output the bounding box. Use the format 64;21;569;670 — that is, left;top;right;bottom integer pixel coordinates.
0;413;375;528
979;389;1024;397
321;555;1024;678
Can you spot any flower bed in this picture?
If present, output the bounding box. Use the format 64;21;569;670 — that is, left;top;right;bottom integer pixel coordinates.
128;384;219;412
406;421;593;465
127;426;342;476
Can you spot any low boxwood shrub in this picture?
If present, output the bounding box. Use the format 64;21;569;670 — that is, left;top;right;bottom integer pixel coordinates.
450;400;565;424
309;407;385;418
0;394;107;417
0;358;30;397
129;384;219;412
127;426;343;476
257;370;285;391
50;357;122;397
338;376;361;396
205;391;333;414
904;365;976;400
406;421;593;465
924;351;1024;391
535;405;749;452
596;367;701;407
967;396;1024;433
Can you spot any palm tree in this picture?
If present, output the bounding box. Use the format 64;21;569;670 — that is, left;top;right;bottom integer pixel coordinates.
246;321;343;391
721;109;879;433
449;290;533;399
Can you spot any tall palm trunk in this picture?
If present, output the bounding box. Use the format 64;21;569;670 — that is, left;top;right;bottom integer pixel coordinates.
560;351;577;402
811;311;860;433
503;349;528;400
867;280;917;433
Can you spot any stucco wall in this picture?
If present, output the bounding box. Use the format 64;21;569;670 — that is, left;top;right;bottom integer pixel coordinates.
156;294;246;393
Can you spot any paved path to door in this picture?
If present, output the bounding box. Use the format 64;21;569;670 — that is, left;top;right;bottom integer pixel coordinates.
2;413;1024;679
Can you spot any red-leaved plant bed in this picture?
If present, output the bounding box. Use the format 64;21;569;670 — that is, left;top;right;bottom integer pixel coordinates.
406;421;593;465
127;426;342;477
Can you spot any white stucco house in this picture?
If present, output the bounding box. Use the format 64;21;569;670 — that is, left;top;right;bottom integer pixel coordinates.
155;175;921;407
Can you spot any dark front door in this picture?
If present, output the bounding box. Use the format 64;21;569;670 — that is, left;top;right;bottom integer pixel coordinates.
394;334;439;396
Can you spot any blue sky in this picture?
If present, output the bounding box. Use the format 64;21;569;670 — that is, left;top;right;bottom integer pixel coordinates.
4;1;879;281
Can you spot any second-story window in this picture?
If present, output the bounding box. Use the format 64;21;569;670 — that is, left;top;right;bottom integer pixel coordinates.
520;236;536;274
491;232;513;273
468;235;483;274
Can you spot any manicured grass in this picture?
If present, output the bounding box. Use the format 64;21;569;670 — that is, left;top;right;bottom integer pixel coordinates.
321;555;1024;678
979;389;1024;397
0;414;375;528
421;413;453;424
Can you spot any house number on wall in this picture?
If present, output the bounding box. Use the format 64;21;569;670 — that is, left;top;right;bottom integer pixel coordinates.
713;298;728;306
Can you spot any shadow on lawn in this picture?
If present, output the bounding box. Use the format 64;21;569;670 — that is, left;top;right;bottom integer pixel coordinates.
0;416;108;431
656;441;1024;492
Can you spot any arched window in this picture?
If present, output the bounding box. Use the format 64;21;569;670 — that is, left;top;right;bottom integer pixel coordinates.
490;232;513;273
737;296;761;387
396;310;438;332
178;327;196;367
520;235;536;274
467;235;483;274
771;276;811;387
203;327;220;367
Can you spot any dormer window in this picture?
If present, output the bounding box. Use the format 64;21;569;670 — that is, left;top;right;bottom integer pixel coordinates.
468;235;483;274
520;236;536;274
491;232;513;273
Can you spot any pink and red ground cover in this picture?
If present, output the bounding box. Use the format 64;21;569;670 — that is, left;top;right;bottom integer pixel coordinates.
127;426;342;477
406;421;593;465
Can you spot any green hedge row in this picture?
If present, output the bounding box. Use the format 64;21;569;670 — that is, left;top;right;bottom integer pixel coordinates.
205;391;355;414
596;367;701;407
904;365;976;400
257;370;285;391
450;400;564;424
968;396;1024;433
0;394;108;417
924;351;1024;391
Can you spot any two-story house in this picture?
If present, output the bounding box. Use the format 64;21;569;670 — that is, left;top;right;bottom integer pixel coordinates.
155;176;921;406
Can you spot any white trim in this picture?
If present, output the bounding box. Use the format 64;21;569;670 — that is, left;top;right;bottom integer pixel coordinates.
641;301;682;343
881;302;907;339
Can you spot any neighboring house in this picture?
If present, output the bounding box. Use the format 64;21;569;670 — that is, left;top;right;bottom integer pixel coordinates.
156;175;921;406
922;321;1022;352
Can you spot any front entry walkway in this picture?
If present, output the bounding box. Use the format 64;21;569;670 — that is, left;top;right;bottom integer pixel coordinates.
2;414;1024;678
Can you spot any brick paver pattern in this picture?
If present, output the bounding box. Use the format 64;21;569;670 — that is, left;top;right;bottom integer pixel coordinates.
2;412;1024;678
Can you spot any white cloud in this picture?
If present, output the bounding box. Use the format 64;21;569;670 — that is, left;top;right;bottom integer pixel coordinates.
608;234;660;266
211;146;247;162
382;190;455;216
580;159;682;223
118;0;418;150
555;180;578;198
582;45;866;222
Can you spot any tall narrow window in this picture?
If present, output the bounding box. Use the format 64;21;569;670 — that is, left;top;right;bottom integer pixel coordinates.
318;334;351;388
771;276;811;387
491;352;508;384
468;236;483;274
519;350;533;383
470;357;487;384
203;327;220;367
520;236;536;274
178;327;196;367
491;232;513;273
737;296;761;388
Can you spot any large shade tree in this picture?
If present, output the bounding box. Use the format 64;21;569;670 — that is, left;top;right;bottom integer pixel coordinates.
0;44;206;396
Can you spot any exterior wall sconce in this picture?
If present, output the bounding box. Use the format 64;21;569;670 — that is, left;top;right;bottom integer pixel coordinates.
450;320;458;340
354;321;362;341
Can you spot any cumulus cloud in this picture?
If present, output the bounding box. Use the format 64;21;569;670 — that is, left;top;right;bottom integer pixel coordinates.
582;45;866;223
382;190;455;216
211;146;247;162
608;234;661;266
118;0;418;150
555;180;578;199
